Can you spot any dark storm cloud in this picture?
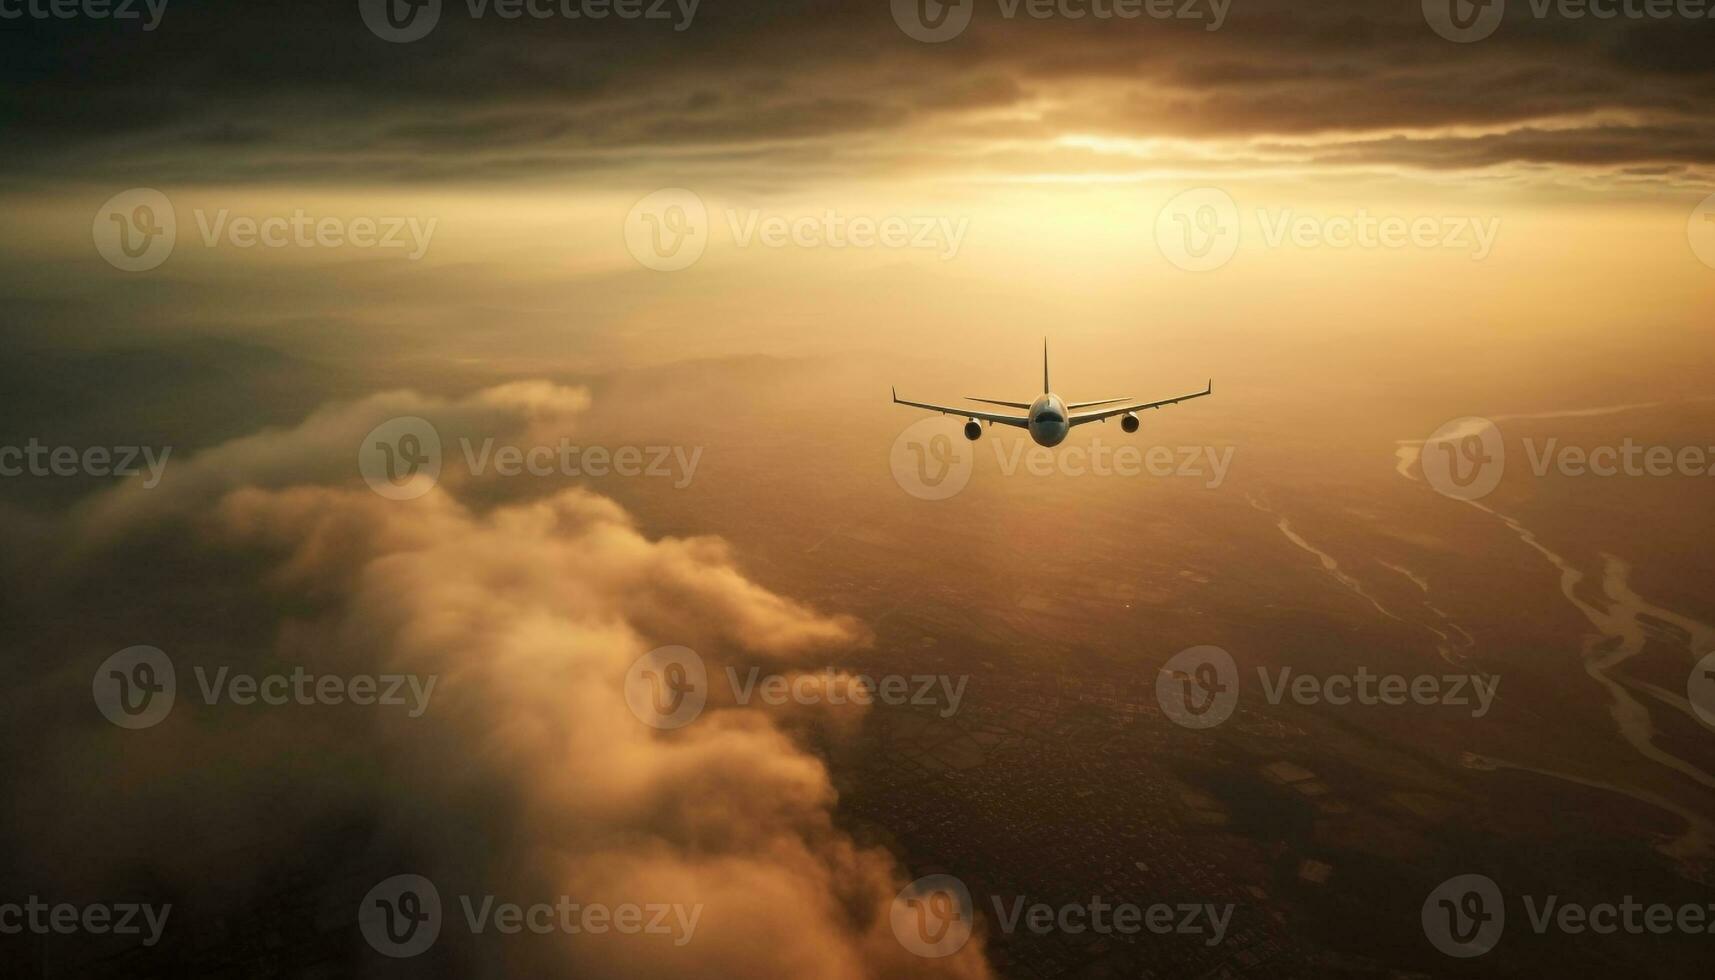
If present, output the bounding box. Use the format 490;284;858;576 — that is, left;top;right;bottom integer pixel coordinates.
2;0;1713;184
1287;122;1715;171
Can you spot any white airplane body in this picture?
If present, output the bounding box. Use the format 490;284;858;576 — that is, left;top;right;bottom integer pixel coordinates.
893;341;1211;448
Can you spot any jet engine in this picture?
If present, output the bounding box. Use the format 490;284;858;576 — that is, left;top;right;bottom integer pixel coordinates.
1120;412;1140;433
963;419;983;441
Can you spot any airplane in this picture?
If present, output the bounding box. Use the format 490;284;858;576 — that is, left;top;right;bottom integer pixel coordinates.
892;340;1211;448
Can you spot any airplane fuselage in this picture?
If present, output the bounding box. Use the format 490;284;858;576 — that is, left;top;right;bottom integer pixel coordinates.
1028;393;1069;447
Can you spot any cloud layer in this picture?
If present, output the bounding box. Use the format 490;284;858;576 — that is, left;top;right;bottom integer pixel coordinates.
4;0;1712;189
3;383;988;977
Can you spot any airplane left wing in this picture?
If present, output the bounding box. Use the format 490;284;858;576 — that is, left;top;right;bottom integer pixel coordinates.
893;388;1030;428
1067;380;1212;427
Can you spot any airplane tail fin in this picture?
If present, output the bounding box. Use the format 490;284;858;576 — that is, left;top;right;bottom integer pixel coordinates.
1043;337;1050;394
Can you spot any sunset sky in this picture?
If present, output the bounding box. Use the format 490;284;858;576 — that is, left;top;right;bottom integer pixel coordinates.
3;2;1715;977
3;0;1712;385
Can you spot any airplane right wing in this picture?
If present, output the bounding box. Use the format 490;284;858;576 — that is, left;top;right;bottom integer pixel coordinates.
1066;381;1212;427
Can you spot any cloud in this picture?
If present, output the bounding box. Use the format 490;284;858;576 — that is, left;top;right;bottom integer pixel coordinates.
4;0;1713;188
3;383;987;977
